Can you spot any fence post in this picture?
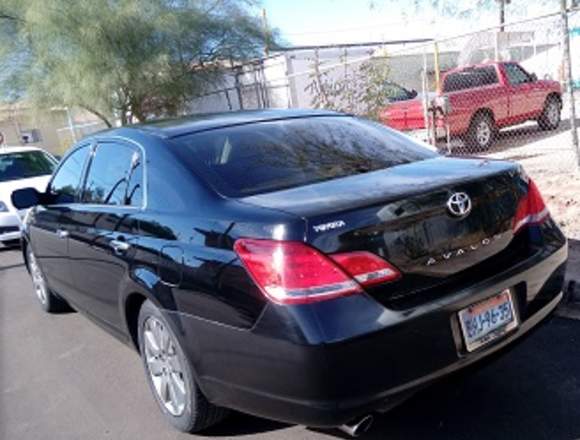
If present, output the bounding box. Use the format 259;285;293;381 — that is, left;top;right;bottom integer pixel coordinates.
66;107;77;143
234;67;244;110
433;42;441;92
561;0;580;169
421;47;430;144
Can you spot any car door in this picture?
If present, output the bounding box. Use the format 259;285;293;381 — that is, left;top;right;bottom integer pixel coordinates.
30;145;91;300
504;63;540;121
67;140;144;329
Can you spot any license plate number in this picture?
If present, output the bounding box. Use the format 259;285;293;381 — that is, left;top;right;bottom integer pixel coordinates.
458;290;518;352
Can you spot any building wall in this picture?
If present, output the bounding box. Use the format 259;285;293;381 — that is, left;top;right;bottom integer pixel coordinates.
0;106;104;155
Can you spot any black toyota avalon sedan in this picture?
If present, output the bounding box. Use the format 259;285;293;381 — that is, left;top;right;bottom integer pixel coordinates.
12;109;567;436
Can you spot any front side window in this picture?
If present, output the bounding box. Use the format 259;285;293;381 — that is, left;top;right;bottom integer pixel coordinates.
49;146;90;204
172;116;437;197
504;63;532;85
0;150;57;182
83;142;143;207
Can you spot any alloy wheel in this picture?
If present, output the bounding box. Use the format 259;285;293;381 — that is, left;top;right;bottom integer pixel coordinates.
547;101;560;126
476;120;491;147
143;316;188;417
28;249;47;305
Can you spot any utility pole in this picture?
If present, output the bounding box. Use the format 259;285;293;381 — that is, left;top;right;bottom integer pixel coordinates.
496;0;511;32
261;8;270;58
561;0;580;168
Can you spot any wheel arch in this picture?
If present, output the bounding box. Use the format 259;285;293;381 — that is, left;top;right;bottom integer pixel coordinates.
546;92;562;108
470;107;495;127
124;292;148;351
120;266;168;351
21;237;30;273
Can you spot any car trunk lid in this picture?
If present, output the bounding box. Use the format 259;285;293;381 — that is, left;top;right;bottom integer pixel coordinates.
241;157;531;307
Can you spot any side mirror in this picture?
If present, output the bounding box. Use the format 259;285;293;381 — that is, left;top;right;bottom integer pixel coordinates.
409;89;418;99
530;73;538;82
11;187;41;210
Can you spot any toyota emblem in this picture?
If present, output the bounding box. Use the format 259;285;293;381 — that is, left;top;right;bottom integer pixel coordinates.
447;192;472;217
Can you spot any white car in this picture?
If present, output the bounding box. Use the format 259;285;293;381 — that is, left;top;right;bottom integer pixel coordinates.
0;146;58;247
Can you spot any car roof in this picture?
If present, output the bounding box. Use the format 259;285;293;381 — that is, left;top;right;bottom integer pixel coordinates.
0;145;48;155
95;109;345;139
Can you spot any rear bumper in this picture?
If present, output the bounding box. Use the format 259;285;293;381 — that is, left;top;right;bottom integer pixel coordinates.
171;241;567;428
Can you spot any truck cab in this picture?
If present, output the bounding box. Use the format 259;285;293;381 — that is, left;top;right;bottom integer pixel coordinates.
380;61;562;151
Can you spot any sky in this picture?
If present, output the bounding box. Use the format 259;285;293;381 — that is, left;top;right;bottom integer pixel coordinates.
260;0;559;47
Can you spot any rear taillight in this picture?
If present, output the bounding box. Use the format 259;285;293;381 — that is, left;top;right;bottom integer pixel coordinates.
329;251;401;287
512;178;549;233
234;239;399;305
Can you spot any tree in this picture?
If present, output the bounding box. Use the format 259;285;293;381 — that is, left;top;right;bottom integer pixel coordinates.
0;0;273;126
305;54;392;121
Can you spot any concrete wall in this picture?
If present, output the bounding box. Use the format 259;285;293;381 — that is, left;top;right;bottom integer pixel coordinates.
0;106;105;155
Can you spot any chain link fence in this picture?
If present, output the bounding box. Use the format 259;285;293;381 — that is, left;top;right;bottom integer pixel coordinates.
55;120;109;153
187;8;580;237
193;10;580;169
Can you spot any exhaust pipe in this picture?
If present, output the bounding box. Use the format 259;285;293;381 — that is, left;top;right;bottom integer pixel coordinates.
337;414;374;437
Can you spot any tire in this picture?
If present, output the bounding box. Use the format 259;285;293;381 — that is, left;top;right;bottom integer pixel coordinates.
538;96;561;131
26;246;69;313
464;112;496;152
137;300;228;433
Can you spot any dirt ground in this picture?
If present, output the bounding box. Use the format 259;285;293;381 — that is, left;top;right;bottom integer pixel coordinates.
481;118;580;240
528;167;580;240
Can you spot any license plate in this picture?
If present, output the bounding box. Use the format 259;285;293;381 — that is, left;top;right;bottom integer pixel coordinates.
458;290;518;352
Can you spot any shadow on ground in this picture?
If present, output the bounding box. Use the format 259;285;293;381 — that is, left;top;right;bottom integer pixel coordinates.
202;317;580;439
446;117;575;157
489;118;574;154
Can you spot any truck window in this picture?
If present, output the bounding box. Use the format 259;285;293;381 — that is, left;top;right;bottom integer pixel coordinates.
443;66;499;92
504;63;533;85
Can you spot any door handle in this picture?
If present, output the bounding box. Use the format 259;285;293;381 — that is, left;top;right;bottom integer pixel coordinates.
56;229;69;239
110;239;130;255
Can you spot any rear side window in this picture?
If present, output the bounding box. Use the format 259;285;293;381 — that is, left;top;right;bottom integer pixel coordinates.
172;116;437;197
83;142;143;206
443;66;499;92
50;146;90;204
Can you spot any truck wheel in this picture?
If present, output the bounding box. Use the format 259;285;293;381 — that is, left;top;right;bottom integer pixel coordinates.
465;113;496;152
538;96;561;130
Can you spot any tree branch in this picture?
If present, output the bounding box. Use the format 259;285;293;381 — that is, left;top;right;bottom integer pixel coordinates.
79;105;113;128
0;13;24;23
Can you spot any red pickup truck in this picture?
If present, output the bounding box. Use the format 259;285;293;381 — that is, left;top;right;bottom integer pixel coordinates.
379;61;562;150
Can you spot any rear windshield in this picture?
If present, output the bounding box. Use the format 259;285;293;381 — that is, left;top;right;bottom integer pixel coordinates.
171;116;437;197
443;66;499;92
0;150;57;182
